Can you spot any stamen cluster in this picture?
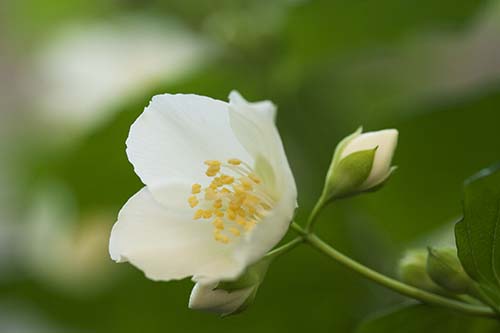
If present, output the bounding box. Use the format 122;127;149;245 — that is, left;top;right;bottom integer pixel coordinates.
188;159;273;244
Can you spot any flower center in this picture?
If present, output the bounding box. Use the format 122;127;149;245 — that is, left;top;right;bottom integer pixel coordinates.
188;159;274;244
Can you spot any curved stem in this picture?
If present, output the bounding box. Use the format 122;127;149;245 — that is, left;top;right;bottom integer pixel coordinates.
266;237;303;259
291;223;496;318
304;197;326;232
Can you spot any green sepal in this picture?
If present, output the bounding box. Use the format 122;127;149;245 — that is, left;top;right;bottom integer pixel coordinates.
323;147;377;201
215;257;273;317
398;249;449;296
215;256;272;293
426;247;474;294
329;126;363;169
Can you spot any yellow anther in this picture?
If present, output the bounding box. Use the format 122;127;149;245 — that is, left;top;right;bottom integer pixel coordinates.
205;166;220;177
229;201;240;211
248;173;262;184
244;194;260;205
237;208;246;217
212;218;225;230
220;175;234;185
202;210;213;219
233;184;245;193
220;187;231;195
205;188;217;200
229;227;241;237
214;231;229;244
191;183;202;194
247;206;257;216
193;209;204;220
244;221;256;231
227;209;237;221
204;160;221;167
188;195;199;208
213;177;224;187
241;178;253;191
236;216;247;226
189;158;275;244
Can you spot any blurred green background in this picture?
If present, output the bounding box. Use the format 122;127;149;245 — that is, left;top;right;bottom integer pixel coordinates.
1;0;500;332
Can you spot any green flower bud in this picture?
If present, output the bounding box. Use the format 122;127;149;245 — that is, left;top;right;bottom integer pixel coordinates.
323;127;398;201
426;247;474;294
398;249;448;294
189;257;271;317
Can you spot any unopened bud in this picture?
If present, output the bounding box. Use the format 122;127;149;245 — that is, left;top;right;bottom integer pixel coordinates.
398;249;447;294
426;247;474;294
323;127;398;200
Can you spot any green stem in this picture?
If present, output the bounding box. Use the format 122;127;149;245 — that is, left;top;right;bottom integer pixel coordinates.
266;237;303;259
291;223;495;318
304;197;326;232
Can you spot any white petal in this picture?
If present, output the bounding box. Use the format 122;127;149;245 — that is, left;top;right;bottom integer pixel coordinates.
188;282;254;315
126;93;252;198
340;129;398;188
233;186;297;268
109;187;246;283
228;91;296;198
227;91;298;267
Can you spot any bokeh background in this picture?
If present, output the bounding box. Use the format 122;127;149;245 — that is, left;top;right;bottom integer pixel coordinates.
1;0;500;332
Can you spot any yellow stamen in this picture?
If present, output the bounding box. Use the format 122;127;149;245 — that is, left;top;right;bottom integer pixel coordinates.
202;210;213;219
188;196;199;208
193;209;204;220
212;217;225;230
220;174;234;185
229;227;241;237
191;183;202;194
189;158;275;244
213;199;222;209
204;160;221;167
248;173;262;184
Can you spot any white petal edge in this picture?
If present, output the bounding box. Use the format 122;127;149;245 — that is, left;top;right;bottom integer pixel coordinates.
109;186;247;283
126;93;252;202
228;91;296;199
225;91;298;269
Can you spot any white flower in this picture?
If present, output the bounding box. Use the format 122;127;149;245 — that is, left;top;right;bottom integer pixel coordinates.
109;91;297;285
339;129;399;190
188;282;255;316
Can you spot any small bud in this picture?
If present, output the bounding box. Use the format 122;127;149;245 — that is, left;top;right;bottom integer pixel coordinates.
398;249;448;294
188;257;271;316
426;247;474;294
323;127;398;200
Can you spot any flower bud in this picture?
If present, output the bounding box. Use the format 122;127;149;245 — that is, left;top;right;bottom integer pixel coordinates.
398;249;448;294
426;247;474;294
323;127;398;200
188;257;271;316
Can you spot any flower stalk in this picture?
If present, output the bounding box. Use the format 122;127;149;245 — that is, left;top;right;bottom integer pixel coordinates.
290;221;496;318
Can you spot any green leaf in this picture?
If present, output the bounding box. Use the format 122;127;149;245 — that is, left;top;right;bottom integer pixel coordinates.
356;304;500;333
455;164;500;308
